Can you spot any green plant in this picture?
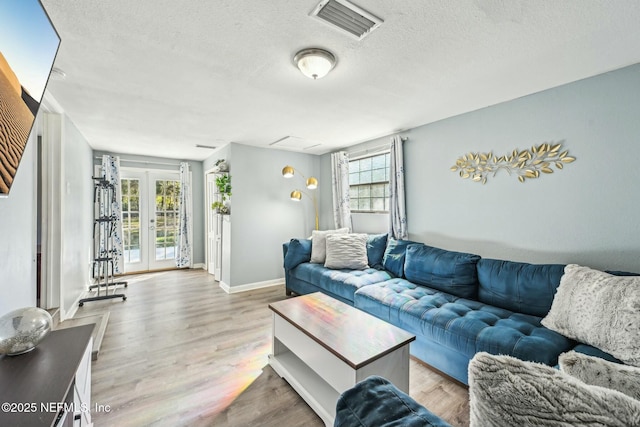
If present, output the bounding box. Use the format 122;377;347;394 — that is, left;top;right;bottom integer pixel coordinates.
211;201;230;214
215;174;232;200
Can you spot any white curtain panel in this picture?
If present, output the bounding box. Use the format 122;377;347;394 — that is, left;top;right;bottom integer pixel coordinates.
176;162;193;268
101;155;124;274
331;151;352;231
389;136;408;239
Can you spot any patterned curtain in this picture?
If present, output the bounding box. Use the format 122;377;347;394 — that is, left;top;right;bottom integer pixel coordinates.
101;155;124;274
331;151;352;231
176;162;193;268
389;136;408;239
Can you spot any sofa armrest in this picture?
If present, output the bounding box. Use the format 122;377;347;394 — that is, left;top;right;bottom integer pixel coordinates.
335;376;452;427
283;238;312;270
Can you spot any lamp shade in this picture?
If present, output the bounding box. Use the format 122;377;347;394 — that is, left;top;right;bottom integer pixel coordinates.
290;190;302;201
294;48;336;80
282;166;295;178
306;177;318;190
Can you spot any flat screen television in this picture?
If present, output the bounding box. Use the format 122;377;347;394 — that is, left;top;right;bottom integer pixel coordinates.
0;0;60;196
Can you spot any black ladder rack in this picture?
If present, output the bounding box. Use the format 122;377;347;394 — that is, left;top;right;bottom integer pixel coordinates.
79;176;127;306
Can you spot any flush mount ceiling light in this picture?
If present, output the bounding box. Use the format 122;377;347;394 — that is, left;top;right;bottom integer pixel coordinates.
294;48;336;80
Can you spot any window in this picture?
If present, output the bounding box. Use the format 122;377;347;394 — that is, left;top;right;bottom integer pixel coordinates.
349;152;390;212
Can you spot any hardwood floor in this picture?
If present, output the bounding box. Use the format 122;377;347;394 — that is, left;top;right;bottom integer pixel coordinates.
76;269;469;426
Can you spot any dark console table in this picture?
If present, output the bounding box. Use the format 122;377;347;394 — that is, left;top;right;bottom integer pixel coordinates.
0;324;94;427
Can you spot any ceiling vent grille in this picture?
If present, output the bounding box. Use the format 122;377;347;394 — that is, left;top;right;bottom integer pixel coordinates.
269;136;321;151
310;0;383;40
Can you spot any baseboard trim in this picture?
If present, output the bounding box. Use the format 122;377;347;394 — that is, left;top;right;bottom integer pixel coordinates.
192;263;206;269
219;278;285;294
61;291;84;321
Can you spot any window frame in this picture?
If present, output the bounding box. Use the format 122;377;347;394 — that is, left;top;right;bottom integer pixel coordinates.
348;150;391;214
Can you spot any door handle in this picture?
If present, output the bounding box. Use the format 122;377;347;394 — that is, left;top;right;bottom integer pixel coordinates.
149;226;155;230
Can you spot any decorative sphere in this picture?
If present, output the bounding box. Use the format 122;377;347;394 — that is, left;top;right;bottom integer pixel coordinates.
0;307;53;356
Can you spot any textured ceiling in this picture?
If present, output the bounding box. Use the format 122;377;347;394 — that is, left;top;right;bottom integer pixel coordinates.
42;0;640;160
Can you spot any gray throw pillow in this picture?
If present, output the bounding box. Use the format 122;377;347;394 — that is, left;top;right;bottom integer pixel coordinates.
541;264;640;366
559;351;640;401
324;233;369;270
469;352;640;427
309;228;349;264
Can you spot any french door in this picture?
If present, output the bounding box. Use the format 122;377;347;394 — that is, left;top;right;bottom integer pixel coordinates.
120;169;180;273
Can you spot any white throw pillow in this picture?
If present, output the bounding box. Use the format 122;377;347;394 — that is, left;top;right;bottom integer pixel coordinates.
559;351;640;401
309;228;348;264
469;352;640;427
324;233;369;270
541;264;640;366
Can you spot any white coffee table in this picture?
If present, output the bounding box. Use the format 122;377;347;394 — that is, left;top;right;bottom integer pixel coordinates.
268;292;416;426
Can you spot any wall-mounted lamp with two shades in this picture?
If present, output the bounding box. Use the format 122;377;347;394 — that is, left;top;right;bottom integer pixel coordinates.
282;165;319;230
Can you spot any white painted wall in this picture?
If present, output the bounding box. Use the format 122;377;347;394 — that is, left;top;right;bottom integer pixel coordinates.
0;124;37;315
320;63;640;272
351;212;388;234
60;116;94;317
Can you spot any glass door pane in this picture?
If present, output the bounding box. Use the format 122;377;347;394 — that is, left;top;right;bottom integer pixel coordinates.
121;178;141;263
153;179;180;263
120;170;180;273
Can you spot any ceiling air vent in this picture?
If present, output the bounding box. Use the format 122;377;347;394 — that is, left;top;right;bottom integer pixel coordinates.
310;0;383;40
269;136;321;152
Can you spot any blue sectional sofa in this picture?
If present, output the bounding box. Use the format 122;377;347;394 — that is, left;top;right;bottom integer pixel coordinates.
283;235;619;385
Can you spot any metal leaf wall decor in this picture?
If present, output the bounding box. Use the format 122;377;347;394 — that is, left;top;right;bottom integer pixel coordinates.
450;141;575;184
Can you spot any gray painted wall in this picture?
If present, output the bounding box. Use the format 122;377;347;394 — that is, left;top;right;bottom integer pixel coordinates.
94;151;205;265
204;143;319;287
0;128;37;315
320;63;640;272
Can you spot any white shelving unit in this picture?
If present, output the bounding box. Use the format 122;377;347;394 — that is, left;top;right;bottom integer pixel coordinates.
212;171;231;283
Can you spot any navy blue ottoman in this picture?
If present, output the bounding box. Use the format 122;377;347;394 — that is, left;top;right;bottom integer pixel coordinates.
334;376;452;427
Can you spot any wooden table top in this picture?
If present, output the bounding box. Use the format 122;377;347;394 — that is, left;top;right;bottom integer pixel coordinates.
269;292;415;369
0;324;94;427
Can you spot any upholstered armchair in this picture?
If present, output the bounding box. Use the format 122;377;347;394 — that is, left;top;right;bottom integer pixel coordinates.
335;352;640;427
468;351;640;427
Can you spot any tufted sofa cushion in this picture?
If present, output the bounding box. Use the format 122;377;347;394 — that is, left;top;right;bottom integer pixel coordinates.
354;279;574;366
476;258;566;317
404;243;480;299
291;263;392;303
